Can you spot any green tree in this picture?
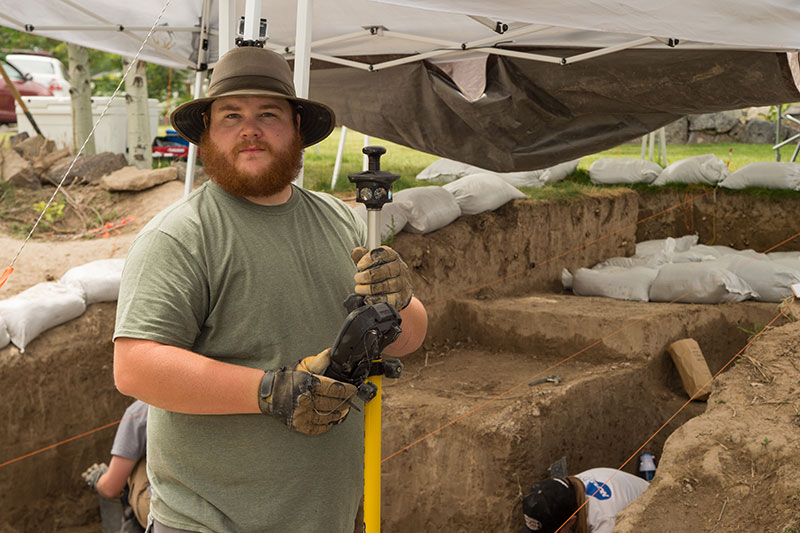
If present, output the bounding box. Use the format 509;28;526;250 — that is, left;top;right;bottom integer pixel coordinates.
1;27;191;104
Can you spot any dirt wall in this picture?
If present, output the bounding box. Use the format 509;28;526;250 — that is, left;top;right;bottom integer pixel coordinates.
392;189;639;340
2;187;799;532
636;188;800;253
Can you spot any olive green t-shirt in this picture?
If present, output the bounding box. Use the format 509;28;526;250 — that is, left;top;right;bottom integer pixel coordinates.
114;181;367;533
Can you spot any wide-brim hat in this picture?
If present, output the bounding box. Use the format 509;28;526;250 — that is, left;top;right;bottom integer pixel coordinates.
521;478;577;533
170;46;335;148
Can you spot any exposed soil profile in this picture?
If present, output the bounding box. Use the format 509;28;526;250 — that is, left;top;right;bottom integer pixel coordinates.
1;183;799;532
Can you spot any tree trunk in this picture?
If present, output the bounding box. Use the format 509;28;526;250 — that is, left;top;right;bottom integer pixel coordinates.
67;43;95;155
123;58;152;169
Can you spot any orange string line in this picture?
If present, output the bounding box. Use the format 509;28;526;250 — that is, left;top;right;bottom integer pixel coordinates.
384;230;799;463
0;409;147;469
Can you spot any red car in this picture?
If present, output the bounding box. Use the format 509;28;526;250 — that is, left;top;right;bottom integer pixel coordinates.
0;59;53;124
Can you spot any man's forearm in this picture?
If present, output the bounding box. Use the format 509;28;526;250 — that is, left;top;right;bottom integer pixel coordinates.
114;338;263;414
96;455;138;499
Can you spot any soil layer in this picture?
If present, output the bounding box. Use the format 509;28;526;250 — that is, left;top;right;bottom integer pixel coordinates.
1;185;799;532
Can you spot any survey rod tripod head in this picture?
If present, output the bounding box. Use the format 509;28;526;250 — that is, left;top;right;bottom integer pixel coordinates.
348;146;400;211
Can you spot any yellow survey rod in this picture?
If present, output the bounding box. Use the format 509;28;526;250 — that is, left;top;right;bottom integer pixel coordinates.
364;207;382;532
363;373;382;532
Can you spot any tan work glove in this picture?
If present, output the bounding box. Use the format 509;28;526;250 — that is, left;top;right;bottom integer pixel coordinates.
296;348;332;375
259;355;356;436
81;462;108;491
351;245;413;310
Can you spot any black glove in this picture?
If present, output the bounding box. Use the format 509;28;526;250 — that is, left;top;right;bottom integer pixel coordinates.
351;246;413;310
258;366;357;435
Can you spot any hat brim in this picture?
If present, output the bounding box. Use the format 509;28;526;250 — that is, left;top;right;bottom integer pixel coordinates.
170;89;335;148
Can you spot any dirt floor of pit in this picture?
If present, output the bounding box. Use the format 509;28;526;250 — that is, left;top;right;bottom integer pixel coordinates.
1;181;799;532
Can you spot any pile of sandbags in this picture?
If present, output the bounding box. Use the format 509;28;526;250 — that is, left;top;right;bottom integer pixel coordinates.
563;235;800;304
0;258;124;352
352;172;529;239
415;157;580;188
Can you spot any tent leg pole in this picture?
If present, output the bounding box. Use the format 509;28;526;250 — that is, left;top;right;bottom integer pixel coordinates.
184;70;206;197
659;127;667;167
648;131;655;162
640;134;647;160
331;126;348;189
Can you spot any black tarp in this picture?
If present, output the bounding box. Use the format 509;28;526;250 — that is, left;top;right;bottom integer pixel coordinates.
310;49;800;172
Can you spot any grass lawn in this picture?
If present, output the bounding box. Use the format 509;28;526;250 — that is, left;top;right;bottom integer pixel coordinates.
5;124;800;201
301;128;799;201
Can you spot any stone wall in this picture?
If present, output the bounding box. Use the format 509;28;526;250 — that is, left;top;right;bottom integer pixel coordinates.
635;105;800;145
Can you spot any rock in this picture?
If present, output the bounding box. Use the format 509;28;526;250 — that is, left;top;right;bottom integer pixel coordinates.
664;117;689;144
46;152;127;186
100;165;178;191
8;131;29;147
32;148;72;178
0;148;40;189
12;135;57;160
688;110;743;133
687;131;737;144
735;119;779;144
171;161;209;185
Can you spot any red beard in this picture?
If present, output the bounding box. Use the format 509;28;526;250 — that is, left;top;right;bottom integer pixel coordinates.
198;129;303;199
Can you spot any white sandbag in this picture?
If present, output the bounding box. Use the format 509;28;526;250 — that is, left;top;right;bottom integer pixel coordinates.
688;244;738;259
733;249;770;262
652;154;730;186
443;172;527;215
718;162;800;190
592;255;669;270
717;255;800;302
415;158;476;184
491;169;546;188
671;249;718;264
649;262;757;304
768;251;800;261
0;282;87;352
496;158;581;187
393;186;461;234
59;258;126;304
353;202;409;242
771;257;800;272
0;315;9;350
588;158;662;185
634;238;675;258
634;235;698;258
540;158;581;183
572;266;658;302
561;268;574;290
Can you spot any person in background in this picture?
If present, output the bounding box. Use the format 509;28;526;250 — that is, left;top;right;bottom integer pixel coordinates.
81;400;150;532
522;467;649;533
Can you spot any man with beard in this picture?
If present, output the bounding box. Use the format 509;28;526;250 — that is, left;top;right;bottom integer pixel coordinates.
113;46;428;533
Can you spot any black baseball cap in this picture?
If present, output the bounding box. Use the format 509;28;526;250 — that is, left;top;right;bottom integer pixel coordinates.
522;478;578;533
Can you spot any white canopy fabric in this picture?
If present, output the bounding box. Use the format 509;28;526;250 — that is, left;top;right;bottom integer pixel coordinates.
376;0;800;51
3;0;800;71
2;1;800;171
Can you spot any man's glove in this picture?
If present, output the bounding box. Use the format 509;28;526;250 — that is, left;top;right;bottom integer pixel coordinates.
351;246;413;310
259;366;357;435
296;348;332;375
81;462;108;491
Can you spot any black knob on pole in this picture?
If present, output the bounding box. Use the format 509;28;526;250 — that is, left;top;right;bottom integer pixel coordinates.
348;145;400;210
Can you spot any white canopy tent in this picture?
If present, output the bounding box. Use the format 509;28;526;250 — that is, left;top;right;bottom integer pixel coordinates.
1;0;800;175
